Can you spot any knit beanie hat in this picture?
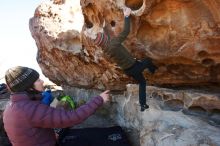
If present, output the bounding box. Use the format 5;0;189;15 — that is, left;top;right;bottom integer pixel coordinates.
5;66;39;92
93;32;109;47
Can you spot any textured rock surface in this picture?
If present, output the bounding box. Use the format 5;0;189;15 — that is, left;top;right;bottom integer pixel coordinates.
30;0;220;90
30;0;127;91
60;85;220;146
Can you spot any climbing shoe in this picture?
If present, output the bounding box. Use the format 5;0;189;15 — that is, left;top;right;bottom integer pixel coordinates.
140;104;149;112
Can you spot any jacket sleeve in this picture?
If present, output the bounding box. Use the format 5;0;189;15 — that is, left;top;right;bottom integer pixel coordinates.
114;16;130;43
24;96;103;128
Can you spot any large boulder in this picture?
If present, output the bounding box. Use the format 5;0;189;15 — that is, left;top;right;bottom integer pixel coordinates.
30;0;220;90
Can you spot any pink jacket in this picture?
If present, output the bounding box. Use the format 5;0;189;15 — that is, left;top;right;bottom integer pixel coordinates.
3;92;103;146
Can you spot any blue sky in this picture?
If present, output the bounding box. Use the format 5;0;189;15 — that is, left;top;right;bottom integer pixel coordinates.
0;0;45;81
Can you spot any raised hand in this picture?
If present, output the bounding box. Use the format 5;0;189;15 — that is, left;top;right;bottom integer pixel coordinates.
123;7;131;17
99;90;110;103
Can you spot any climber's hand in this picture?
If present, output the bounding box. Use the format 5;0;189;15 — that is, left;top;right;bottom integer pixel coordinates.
123;7;131;17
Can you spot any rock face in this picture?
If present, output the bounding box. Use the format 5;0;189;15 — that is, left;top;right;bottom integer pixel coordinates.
30;0;220;90
61;85;220;146
120;85;220;146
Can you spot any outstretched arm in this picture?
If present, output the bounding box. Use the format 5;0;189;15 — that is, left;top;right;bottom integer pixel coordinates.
115;7;131;43
26;90;110;128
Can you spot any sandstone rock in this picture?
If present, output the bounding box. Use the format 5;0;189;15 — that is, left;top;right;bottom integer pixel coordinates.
30;0;220;90
58;85;220;146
